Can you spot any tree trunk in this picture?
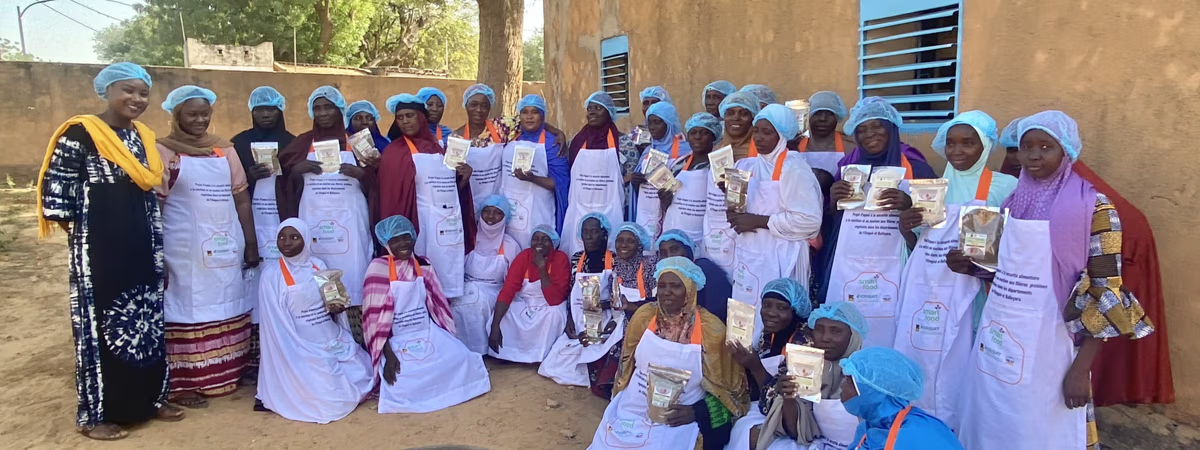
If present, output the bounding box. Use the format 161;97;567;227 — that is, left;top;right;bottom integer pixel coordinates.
316;0;334;61
476;0;524;115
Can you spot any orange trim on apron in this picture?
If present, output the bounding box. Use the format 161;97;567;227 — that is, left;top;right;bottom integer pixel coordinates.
901;154;915;180
387;255;422;282
798;134;846;153
856;405;913;450
466;122;503;144
575;250;615;273
975;169;994;202
748;140;759;158
647;312;704;345
771;149;787;181
404;136;420;155
584;131;617;150
280;259;320;287
616;261;648;299
670;135;681;159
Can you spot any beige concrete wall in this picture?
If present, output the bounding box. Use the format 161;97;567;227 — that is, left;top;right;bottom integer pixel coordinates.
546;0;1200;422
0;61;543;176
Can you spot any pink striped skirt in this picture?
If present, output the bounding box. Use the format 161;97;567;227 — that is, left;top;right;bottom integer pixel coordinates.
165;313;251;397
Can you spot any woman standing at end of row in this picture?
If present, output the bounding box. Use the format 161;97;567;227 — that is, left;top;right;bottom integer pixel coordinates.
38;62;184;440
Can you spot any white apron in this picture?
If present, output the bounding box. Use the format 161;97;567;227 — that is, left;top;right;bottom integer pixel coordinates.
589;323;706;450
893;197;990;430
501;133;556;248
725;355;785;450
825;209;905;348
703;177;738;273
298;147;371;306
634;136;684;239
408;142;467;298
246;175;282;324
456;243;512;354
561;132;624;255
377;260;490;413
730;151;807;305
466;124;505;209
488;275;568;363
959;217;1085;450
163;150;248;324
256;259;374;424
662;164;711;259
539;253;626;386
798;135;847;177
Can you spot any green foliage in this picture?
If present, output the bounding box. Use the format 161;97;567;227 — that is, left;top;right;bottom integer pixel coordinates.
522;28;544;82
0;38;37;62
94;0;478;72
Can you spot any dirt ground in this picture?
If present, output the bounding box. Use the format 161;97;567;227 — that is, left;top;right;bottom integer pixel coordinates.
0;188;606;449
3;187;1198;450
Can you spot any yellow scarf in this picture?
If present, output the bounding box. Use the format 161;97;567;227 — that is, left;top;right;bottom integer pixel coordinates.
36;115;163;238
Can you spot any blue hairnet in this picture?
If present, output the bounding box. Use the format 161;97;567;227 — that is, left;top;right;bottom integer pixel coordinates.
809;91;848;120
844;96;903;135
307;85;347;119
532;224;560;248
344;100;381;128
646;101;683;139
161;85;216;114
639;86;672;104
387;93;425;115
719;91;762;119
999;116;1024;149
1018;110;1082;161
462;83;496;108
579;212;612;237
374;215;416;247
656;256;707;290
655;229;697;256
931;110;999;159
517;94;548;115
417;87;448;106
478;194;512;223
702;80;738;105
808;301;869;336
248;86;286;111
840;347;925;404
615;222;652;250
762;278;812;319
685;112;724;143
740;84;778;106
93;62;152;98
754;104;801;141
585;91;618;120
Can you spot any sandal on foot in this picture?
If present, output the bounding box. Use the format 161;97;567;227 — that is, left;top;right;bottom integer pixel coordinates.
78;423;127;441
170;393;209;409
155;404;186;422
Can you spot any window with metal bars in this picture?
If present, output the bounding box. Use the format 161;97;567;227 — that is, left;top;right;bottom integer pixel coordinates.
600;35;631;116
859;0;962;133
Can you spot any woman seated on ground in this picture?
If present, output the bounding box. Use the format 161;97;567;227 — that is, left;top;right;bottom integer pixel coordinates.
724;278;812;450
362;215;491;413
457;195;521;354
255;218;373;424
589;257;748;450
585;222;659;398
655;229;733;322
750;301;868;450
538;214;624;388
840;348;962;449
489;225;572;362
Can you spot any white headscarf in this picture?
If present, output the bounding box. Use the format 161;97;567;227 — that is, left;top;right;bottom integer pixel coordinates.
278;218;314;267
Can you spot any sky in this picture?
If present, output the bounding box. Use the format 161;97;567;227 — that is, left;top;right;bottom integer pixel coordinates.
1;0;545;64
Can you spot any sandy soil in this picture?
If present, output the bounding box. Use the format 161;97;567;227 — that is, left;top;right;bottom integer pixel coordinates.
0;189;607;449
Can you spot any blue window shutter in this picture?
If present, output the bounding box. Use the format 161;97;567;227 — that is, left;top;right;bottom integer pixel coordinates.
859;0;962;133
600;35;631;116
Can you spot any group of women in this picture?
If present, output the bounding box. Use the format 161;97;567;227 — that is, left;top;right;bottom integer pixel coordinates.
38;62;1168;450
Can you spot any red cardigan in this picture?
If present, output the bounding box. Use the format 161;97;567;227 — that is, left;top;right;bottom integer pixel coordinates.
496;248;571;305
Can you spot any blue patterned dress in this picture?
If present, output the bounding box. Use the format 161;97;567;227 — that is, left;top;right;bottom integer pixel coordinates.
41;124;168;427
